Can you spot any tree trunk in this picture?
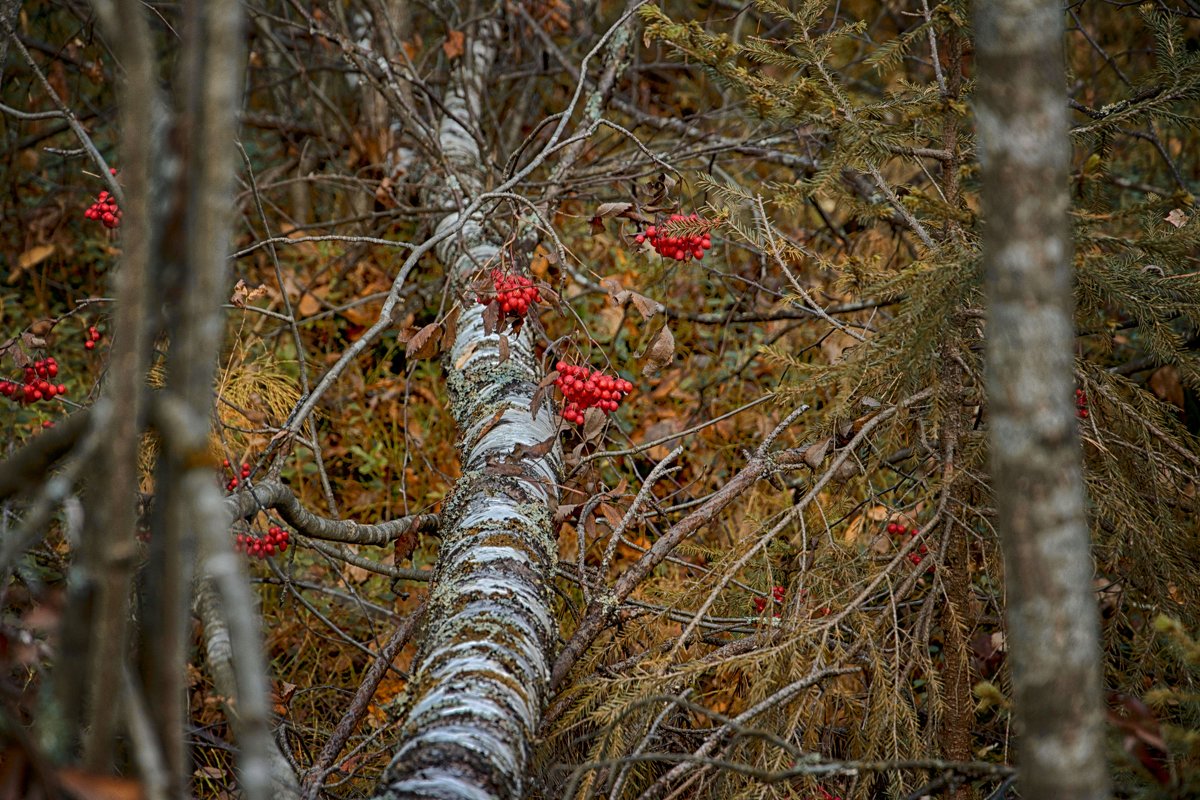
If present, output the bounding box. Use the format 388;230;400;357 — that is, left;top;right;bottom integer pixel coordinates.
975;2;1110;798
375;19;562;800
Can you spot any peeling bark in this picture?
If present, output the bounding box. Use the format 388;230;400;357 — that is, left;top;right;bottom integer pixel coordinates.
375;20;562;800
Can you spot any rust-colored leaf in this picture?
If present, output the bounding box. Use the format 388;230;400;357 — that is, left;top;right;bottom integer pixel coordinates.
598;502;624;528
442;30;465;60
482;300;501;335
498;334;510;363
510;434;556;461
59;768;145;800
405;322;442;359
442;304;462;346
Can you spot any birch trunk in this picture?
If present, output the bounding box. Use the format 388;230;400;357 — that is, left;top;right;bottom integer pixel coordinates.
376;20;562;800
976;2;1110;798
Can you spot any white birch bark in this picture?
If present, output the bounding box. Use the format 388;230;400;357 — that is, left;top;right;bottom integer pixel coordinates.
376;20;562;800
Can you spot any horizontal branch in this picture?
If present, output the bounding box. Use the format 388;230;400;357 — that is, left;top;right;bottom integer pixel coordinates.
226;479;437;551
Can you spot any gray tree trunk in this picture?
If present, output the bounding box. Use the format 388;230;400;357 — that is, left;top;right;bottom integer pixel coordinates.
975;3;1110;799
374;20;562;800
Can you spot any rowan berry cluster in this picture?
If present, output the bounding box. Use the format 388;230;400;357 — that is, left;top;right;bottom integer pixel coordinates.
479;270;540;318
84;326;102;350
887;522;933;570
753;585;786;616
222;459;252;492
235;525;290;559
553;361;632;425
636;213;713;262
1076;388;1089;419
1;358;67;405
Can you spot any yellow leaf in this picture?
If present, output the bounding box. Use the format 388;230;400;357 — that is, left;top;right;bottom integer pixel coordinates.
19;243;55;269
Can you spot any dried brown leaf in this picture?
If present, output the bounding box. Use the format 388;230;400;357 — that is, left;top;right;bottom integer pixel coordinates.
598;502;624;528
482;300;501;335
803;437;831;470
230;279;269;308
641;324;675;376
594;201;633;218
405;323;442;359
582;407;607;442
629;292;664;319
442;304;462;346
1165;208;1189;228
510;434;556;461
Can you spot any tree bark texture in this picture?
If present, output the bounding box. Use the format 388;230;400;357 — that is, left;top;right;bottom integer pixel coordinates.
376;20;563;800
975;3;1110;799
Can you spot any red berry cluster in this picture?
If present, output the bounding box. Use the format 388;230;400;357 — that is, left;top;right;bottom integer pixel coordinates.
887;522;933;571
1;358;67;405
479;270;540;319
753;585;786;616
553;361;633;425
1075;388;1089;419
84;168;122;229
235;525;290;559
636;214;713;262
85;193;121;229
222;459;251;492
84;326;102;350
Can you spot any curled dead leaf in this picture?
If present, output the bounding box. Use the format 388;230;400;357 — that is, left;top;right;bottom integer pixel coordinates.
641;324;674;376
230;279;269;308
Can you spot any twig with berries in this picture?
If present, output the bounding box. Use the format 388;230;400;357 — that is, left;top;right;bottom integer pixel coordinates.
635;213;716;262
477;269;541;325
235;525;291;559
887;521;934;573
1;358;67;405
752;584;787;617
553;361;633;425
83;167;122;229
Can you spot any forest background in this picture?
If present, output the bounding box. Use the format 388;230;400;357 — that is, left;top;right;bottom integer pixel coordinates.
1;1;1200;799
